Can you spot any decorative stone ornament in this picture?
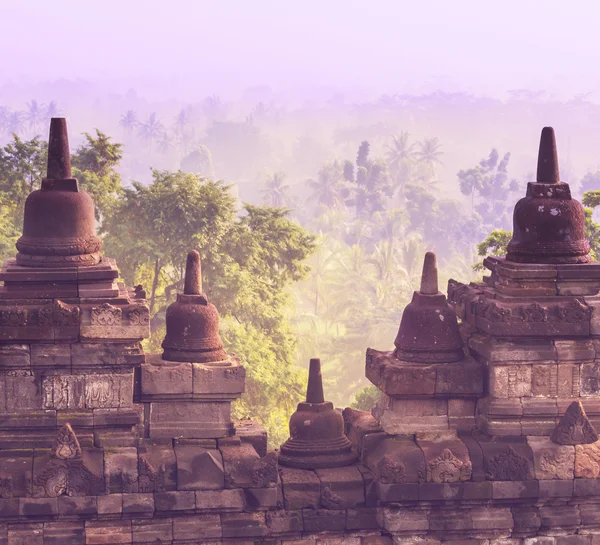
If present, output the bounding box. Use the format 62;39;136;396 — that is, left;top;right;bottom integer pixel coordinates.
16;118;103;267
393;251;464;363
162;250;227;363
506;126;590;264
279;358;358;469
551;400;598;445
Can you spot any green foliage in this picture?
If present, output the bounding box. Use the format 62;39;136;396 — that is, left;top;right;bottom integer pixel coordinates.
350;385;380;411
71;130;123;221
0;134;47;227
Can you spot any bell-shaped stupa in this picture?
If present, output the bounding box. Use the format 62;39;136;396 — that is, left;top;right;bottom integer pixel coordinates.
162;250;227;363
279;358;357;469
393;252;464;363
506;127;590;264
16;118;103;267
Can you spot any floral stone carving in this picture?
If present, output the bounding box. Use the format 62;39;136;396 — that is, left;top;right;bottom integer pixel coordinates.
551;400;599;445
427;448;472;483
575;443;600;478
486;446;532;481
376;455;406;484
91;302;122;326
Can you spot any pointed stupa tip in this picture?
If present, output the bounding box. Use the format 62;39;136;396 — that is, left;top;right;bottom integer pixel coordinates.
47;118;72;180
419;251;438;295
183;250;202;295
536;126;560;183
306;358;325;404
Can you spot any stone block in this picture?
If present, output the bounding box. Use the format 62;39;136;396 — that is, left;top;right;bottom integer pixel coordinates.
43;521;85;545
71;342;144;368
302;508;346;532
154;490;195;512
279;467;320;509
221;442;277;489
193;361;246;397
375;397;448;434
376;481;419;502
85;520;132;545
5;373;41;410
575;442;600;478
538;479;573;499
235;419;268;457
471;506;513;530
480;438;534;480
132;518;173;544
140;361;192;398
97;494;122;518
382;507;429;533
462;481;492;500
512;506;541;536
491;480;539;499
265;509;303;534
531;363;558;396
0;344;29;370
315;466;365;508
8;523;43;545
581;363;600;395
84;373;133;408
489;364;532;398
18;497;58;517
539;505;580;530
122;493;154;516
104;447;139;493
428;508;473;532
138;443;177;492
448;399;476;417
195;488;245;511
528;437;575;480
149;401;232;438
574;477;600;497
558;364;581;397
420;482;463;501
346;507;379;530
221;512;267;538
365;435;426;485
0;449;32;498
57;495;97;517
243;487;279;510
175;444;224;490
30;344;71;369
173;514;222;540
435;360;483;395
416;434;472;483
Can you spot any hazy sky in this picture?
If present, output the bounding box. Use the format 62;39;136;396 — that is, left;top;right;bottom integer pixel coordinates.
1;0;600;99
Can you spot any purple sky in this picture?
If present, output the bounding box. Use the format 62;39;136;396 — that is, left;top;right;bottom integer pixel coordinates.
1;0;599;100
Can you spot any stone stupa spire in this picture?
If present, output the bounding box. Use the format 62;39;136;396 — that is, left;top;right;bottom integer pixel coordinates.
506;126;590;264
15;118;103;267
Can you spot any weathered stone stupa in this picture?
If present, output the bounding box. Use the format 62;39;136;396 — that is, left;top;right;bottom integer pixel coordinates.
1;119;600;545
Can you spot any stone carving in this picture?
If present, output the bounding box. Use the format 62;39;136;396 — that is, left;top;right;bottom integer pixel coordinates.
557;299;590;323
138;458;166;493
376;455;406;484
38;305;54;327
521;303;548;322
34;424;102;497
486;447;531;481
52;424;81;460
91;303;122;326
120;469;138;493
225;367;244;380
85;375;117;408
54;300;81;326
476;301;511;323
539;449;574;480
575;443;600;478
251;451;278;488
474;298;591;325
321;485;346;508
0;477;13;498
427;449;472;483
0;308;27;327
134;284;147;299
551;401;598;445
128;305;150;326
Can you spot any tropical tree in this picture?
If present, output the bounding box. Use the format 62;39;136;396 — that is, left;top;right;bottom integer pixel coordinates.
45;101;61;122
180;145;213;176
306;160;348;209
261;171;291;207
25;100;46;135
414;137;443;181
138;113;164;149
385;132;415;190
119;110;138;136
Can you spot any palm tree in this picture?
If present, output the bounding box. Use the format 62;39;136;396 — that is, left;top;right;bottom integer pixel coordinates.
306;161;347;209
138;113;164;150
25;100;46;135
414;137;444;181
173;108;193;153
385;132;415;189
6;111;24;135
261;171;291;207
119;110;138;136
156;132;174;154
0;107;9;134
45;101;61;121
